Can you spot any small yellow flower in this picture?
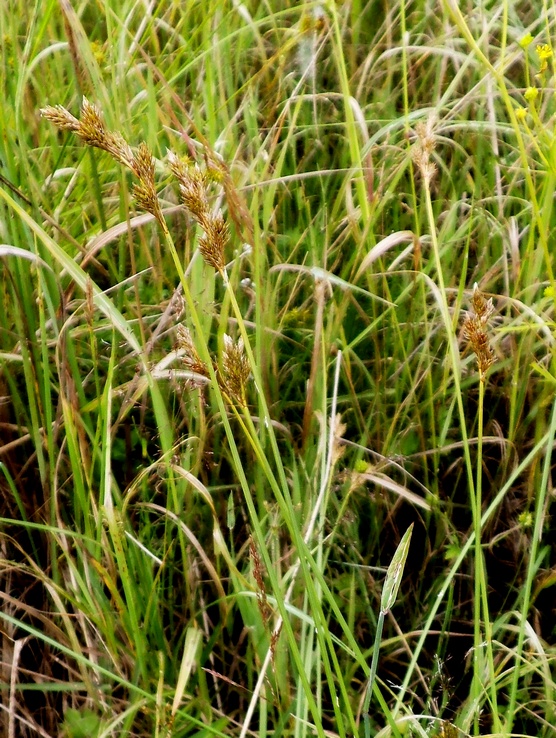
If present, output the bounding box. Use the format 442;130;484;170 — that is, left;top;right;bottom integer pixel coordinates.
536;43;553;61
90;40;106;66
519;33;534;49
536;44;553;74
524;86;539;102
544;285;554;298
518;511;533;529
515;107;528;121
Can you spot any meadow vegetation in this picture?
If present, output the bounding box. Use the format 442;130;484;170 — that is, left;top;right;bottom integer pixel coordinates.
1;1;555;737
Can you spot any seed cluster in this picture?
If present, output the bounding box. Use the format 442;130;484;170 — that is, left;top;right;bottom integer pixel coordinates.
462;284;495;382
42;97;249;404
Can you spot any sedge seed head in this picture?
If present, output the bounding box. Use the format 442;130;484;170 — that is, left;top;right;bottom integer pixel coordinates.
40;104;80;131
168;149;229;271
249;538;272;626
462;284;495;381
198;211;228;272
76;97;109;149
167;149;193;184
176;325;209;378
221;334;250;405
42;98;136;171
131;142;163;221
412;116;438;184
177;164;210;221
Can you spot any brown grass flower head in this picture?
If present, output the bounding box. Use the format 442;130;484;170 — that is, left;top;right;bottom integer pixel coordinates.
41;98;166;222
168;149;228;272
198;212;228;272
168;151;209;221
412;116;438;185
176;324;209;379
221;334;250;405
131;142;163;221
42;98;135;169
249;538;272;627
40;104;80;132
462;284;495;381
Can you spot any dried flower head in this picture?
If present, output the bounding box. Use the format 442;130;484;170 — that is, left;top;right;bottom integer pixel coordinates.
42;98;135;169
199;212;228;272
168;149;228;272
416;117;437;155
176;324;209;379
462;284;495;381
249;537;272;627
41;98;164;220
131;142;163;221
270;627;281;659
221;334;250;405
76;97;111;147
412;116;438;185
170;156;209;222
40;104;80;132
167;149;192;183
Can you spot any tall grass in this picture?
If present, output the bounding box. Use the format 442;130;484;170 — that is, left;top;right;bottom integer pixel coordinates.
1;1;555;737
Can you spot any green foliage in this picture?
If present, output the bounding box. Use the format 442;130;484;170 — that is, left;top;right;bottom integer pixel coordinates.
1;1;556;737
62;708;103;738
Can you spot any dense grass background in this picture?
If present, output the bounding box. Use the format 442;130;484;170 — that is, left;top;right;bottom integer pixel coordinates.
1;1;556;736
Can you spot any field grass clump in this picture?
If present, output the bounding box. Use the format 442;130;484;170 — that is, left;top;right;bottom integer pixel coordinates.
1;1;556;737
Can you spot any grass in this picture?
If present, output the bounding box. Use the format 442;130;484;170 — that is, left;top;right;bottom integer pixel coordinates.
1;0;556;737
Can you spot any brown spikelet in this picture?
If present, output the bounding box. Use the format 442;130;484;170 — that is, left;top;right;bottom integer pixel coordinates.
199;212;228;272
167;149;192;180
168;149;228;272
221;334;250;405
40;104;80;131
176;325;209;380
72;99;136;173
76;97;110;149
270;627;281;660
104;130;135;170
131;142;163;222
171;157;210;222
249;538;272;627
42;99;166;225
412;115;437;185
462;284;495;382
